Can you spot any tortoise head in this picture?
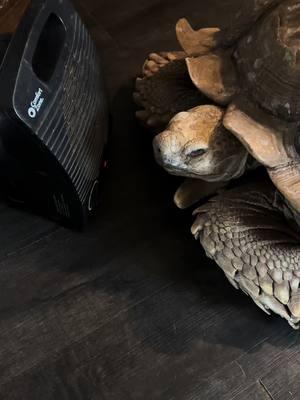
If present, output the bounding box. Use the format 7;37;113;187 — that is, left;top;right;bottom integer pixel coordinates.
153;105;248;182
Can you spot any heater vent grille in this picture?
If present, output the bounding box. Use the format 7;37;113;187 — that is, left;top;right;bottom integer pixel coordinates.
36;13;104;203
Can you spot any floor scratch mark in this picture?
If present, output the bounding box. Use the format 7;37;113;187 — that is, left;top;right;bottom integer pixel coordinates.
235;360;246;379
258;379;275;400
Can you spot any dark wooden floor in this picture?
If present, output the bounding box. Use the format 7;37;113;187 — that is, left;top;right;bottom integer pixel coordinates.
0;1;299;399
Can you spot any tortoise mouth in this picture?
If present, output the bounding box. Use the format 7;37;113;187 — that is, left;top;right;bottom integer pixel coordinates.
159;160;225;181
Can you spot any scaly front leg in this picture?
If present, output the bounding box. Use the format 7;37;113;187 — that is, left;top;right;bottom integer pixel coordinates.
192;180;300;329
133;51;205;129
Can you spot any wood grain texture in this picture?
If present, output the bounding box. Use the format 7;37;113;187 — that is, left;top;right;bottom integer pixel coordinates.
0;0;299;399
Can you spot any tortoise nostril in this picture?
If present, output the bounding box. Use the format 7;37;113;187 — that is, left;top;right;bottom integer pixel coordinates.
153;140;162;158
153;136;163;154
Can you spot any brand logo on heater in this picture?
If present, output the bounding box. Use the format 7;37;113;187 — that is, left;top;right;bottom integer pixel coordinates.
28;88;45;119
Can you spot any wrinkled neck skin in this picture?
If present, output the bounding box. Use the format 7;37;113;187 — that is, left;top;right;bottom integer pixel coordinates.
269;129;300;230
270;164;300;231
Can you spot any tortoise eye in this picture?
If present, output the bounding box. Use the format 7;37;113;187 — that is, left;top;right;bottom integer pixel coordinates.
188;149;206;158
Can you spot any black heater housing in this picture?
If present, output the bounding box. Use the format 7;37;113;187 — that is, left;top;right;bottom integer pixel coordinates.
0;0;108;228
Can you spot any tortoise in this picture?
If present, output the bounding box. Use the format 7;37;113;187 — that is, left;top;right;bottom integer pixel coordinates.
134;0;300;328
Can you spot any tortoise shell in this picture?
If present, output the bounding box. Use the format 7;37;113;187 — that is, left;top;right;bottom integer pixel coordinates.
236;0;300;121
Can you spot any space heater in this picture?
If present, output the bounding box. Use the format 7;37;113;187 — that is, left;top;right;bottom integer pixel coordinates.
0;0;108;228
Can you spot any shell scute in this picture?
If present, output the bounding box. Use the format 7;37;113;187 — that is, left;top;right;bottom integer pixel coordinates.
236;0;300;121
